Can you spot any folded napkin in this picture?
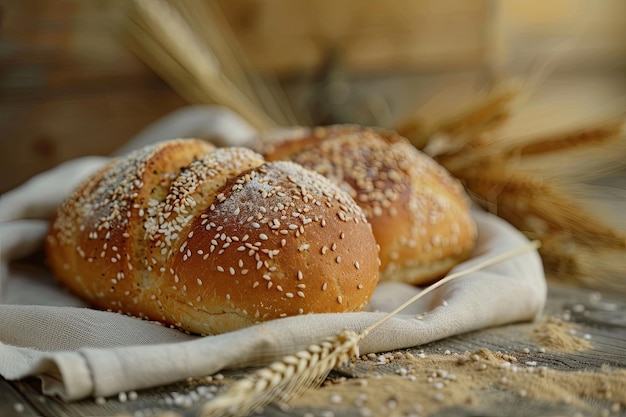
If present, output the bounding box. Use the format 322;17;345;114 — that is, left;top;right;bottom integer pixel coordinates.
0;106;546;401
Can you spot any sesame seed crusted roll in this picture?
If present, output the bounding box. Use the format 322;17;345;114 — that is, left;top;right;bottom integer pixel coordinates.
255;125;477;285
45;139;380;335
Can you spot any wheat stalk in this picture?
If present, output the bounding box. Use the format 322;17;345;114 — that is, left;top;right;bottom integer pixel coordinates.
201;241;540;417
201;329;361;417
124;0;288;132
462;166;626;249
395;76;626;290
396;79;522;151
438;116;625;175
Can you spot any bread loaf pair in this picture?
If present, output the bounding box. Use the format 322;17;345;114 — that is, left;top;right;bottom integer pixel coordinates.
46;124;477;334
254;125;477;285
45;139;380;335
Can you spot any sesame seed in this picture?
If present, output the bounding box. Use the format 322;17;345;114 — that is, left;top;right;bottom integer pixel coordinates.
337;296;343;304
286;292;294;298
297;291;305;298
197;278;203;286
322;283;328;291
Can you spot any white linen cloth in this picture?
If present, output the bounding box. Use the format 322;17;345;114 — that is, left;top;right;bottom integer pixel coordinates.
0;106;546;401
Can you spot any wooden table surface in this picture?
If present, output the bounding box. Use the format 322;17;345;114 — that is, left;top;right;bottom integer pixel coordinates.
1;281;624;417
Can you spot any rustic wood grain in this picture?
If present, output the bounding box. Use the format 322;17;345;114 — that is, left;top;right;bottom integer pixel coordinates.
0;379;40;417
0;0;186;194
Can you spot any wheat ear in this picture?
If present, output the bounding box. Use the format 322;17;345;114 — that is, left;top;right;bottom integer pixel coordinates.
201;240;540;417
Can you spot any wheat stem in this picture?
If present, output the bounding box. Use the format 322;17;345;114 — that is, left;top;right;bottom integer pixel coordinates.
362;240;541;335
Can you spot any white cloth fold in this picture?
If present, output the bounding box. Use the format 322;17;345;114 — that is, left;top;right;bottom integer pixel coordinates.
0;106;546;401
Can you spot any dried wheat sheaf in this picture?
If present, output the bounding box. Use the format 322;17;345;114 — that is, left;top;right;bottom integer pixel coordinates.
397;80;626;291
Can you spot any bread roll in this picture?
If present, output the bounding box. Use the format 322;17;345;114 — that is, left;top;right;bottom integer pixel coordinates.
45;139;379;335
254;125;477;285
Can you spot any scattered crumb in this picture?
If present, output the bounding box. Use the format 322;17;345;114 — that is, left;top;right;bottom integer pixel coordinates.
530;317;592;352
292;347;625;416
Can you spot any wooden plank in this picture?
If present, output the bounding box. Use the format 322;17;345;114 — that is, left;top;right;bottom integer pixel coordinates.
0;0;147;95
0;0;187;194
0;378;41;417
0;88;185;194
4;281;625;417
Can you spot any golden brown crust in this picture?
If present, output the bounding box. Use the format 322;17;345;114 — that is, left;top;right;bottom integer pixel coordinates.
254;125;477;285
45;139;379;335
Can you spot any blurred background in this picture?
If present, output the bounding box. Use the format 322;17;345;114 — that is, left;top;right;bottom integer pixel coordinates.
1;0;625;193
1;0;625;289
